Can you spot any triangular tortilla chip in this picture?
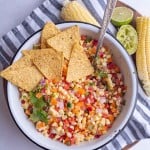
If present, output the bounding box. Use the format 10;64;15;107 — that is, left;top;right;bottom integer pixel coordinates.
22;49;39;56
41;22;60;48
0;56;43;91
66;43;94;82
47;25;80;60
27;49;64;80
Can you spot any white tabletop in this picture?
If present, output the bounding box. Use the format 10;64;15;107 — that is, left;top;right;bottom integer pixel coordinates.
0;0;150;150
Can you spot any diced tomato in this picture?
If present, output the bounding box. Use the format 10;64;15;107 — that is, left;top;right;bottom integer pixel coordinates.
41;88;46;94
121;85;127;91
63;82;70;90
95;134;101;138
107;62;115;69
63;119;69;126
85;94;95;104
88;86;93;91
105;103;109;109
70;137;76;145
92;39;98;46
21;100;25;104
115;79;120;85
89;94;95;103
58;134;66;142
47;129;51;134
49;133;56;139
68;117;75;123
99;51;104;58
102;113;109;119
68;127;74;133
87;106;93;112
81;35;87;41
75;92;81;98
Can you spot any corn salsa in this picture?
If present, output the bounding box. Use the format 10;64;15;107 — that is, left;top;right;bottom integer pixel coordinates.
20;35;126;145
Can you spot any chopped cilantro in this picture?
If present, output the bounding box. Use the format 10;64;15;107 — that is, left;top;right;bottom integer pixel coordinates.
85;37;92;43
98;71;108;78
89;82;95;86
30;108;48;123
29;92;46;109
29;92;48;123
67;102;72;108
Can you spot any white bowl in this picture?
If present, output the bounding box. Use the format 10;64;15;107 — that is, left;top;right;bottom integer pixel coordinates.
6;22;137;150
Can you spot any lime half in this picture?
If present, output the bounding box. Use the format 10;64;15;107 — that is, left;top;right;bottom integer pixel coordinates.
111;7;133;27
116;25;138;55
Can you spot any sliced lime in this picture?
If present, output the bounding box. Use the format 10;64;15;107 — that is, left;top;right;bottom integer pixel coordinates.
111;7;133;27
116;25;138;55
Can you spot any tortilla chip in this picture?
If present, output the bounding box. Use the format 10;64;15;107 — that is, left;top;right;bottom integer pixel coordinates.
28;49;64;80
47;25;80;60
66;43;94;82
41;22;60;48
0;56;43;91
22;49;37;56
22;49;43;57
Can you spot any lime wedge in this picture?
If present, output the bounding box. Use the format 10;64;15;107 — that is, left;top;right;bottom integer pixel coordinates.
116;25;138;55
111;7;133;27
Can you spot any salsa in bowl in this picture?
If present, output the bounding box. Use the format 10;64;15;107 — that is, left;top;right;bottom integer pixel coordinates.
6;22;137;150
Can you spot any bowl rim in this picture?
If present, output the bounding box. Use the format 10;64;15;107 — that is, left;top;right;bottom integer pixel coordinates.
4;21;138;150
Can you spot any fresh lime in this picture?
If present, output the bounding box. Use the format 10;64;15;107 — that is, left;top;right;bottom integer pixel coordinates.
116;25;138;55
111;7;133;27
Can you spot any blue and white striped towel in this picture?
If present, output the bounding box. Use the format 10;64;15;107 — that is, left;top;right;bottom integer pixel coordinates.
0;0;150;149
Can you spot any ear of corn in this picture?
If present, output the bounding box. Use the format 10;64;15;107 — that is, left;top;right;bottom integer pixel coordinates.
145;18;150;79
136;17;150;96
60;1;100;27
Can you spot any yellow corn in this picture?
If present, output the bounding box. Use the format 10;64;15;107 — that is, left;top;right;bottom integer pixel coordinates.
136;17;150;96
60;1;100;27
145;18;150;79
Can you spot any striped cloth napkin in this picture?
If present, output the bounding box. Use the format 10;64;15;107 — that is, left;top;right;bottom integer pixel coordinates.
0;0;150;149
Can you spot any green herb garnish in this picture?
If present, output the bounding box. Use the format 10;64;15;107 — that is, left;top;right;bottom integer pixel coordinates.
98;71;108;78
30;108;48;123
85;37;92;43
29;92;48;123
67;102;72;108
29;92;46;109
89;82;95;86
